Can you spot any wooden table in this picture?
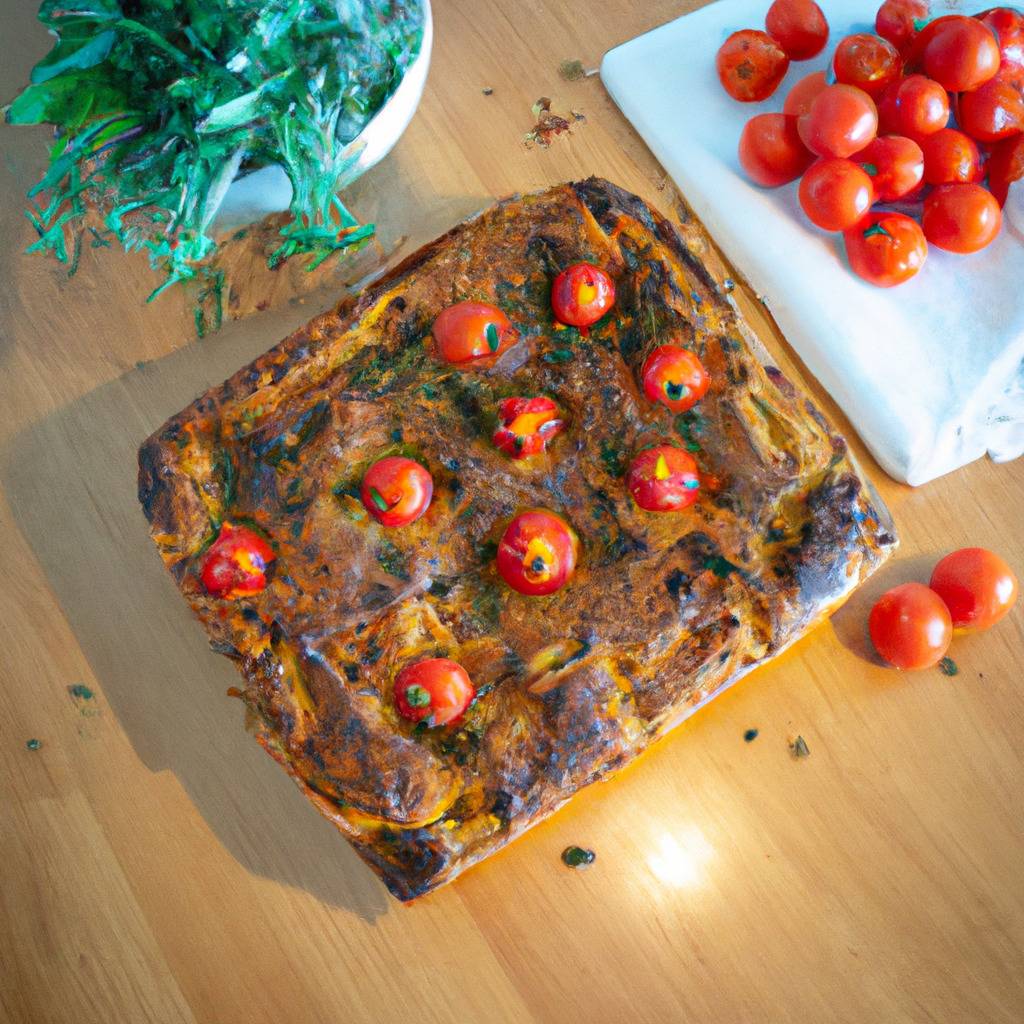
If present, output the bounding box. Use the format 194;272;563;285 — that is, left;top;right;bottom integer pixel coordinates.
2;1;1022;1021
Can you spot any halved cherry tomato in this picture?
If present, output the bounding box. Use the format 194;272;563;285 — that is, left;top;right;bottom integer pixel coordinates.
550;263;615;328
492;396;565;459
920;128;983;185
432;301;518;364
626;446;701;513
641;345;710;413
497;510;578;596
784;70;829;117
799;158;875;230
716;30;790;102
958;79;1024;144
765;0;830;60
361;456;433;527
922;183;1002;253
394;658;476;726
875;0;930;53
877;74;949;138
869;582;952;669
844;212;928;287
200;522;276;599
987;133;1024;206
833;33;903;97
929;547;1019;631
857;135;924;199
739;113;815;186
799;84;878;158
923;16;1001;92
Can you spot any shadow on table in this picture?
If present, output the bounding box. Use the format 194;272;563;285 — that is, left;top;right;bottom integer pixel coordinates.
1;191;487;923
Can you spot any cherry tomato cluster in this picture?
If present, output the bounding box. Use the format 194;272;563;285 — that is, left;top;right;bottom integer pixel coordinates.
721;1;1024;287
869;547;1018;669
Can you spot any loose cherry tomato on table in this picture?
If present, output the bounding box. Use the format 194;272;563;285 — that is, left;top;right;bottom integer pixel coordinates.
929;547;1019;631
492;397;565;459
922;183;1002;253
200;522;276;599
957;79;1024;144
857;135;924;199
394;658;475;726
641;345;710;413
550;263;615;328
716;30;790;102
497;510;578;596
626;446;701;513
923;15;1001;92
833;33;903;98
799;158;875;230
432;301;518;364
877;74;949;138
875;0;930;52
843;212;928;287
738;113;815;186
869;582;952;669
361;456;433;527
784;70;829;117
987;133;1024;206
764;0;830;60
799;84;878;158
919;128;982;185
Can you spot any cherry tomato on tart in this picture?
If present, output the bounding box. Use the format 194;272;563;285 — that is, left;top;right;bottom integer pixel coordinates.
497;510;578;596
875;0;930;52
716;30;790;102
492;397;565;459
857;135;924;200
765;0;830;60
929;547;1019;631
432;300;518;364
921;183;1002;254
394;658;476;726
361;456;433;527
550;262;615;328
799;158;874;231
799;84;878;158
641;345;710;413
739;113;814;187
784;70;829;118
869;582;952;669
877;75;949;138
844;212;927;287
832;33;903;97
627;446;701;513
919;129;982;185
201;522;276;598
923;15;1001;92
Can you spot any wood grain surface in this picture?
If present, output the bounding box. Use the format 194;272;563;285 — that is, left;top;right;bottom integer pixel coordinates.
1;1;1022;1022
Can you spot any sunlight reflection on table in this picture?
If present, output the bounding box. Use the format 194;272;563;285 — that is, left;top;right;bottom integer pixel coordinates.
646;825;716;889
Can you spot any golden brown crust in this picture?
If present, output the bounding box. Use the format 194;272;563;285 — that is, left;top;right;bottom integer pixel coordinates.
139;178;896;899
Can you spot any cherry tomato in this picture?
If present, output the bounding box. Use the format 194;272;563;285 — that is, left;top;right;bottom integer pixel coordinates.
857;135;924;199
200;522;276;599
784;70;829;117
799;84;878;158
497;510;578;596
977;7;1024;85
922;183;1002;253
877;74;949;138
432;301;518;364
394;658;476;726
492;396;565;459
957;79;1024;144
361;456;433;527
799;158;875;230
843;212;928;287
716;30;791;102
987;132;1024;206
738;113;815;186
875;0;930;52
923;16;1001;92
903;14;968;71
641;345;710;413
869;582;952;669
765;0;830;60
929;547;1019;631
626;446;701;513
833;33;903;98
550;263;615;328
920;128;982;185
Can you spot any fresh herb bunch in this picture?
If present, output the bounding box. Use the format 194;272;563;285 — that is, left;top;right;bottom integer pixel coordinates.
4;0;424;330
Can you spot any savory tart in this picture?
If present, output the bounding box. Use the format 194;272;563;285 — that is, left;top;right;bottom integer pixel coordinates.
138;178;896;899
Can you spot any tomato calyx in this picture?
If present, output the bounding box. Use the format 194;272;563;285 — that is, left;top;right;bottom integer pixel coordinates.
492;397;565;459
862;222;892;239
394;658;476;727
200;522;276;599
